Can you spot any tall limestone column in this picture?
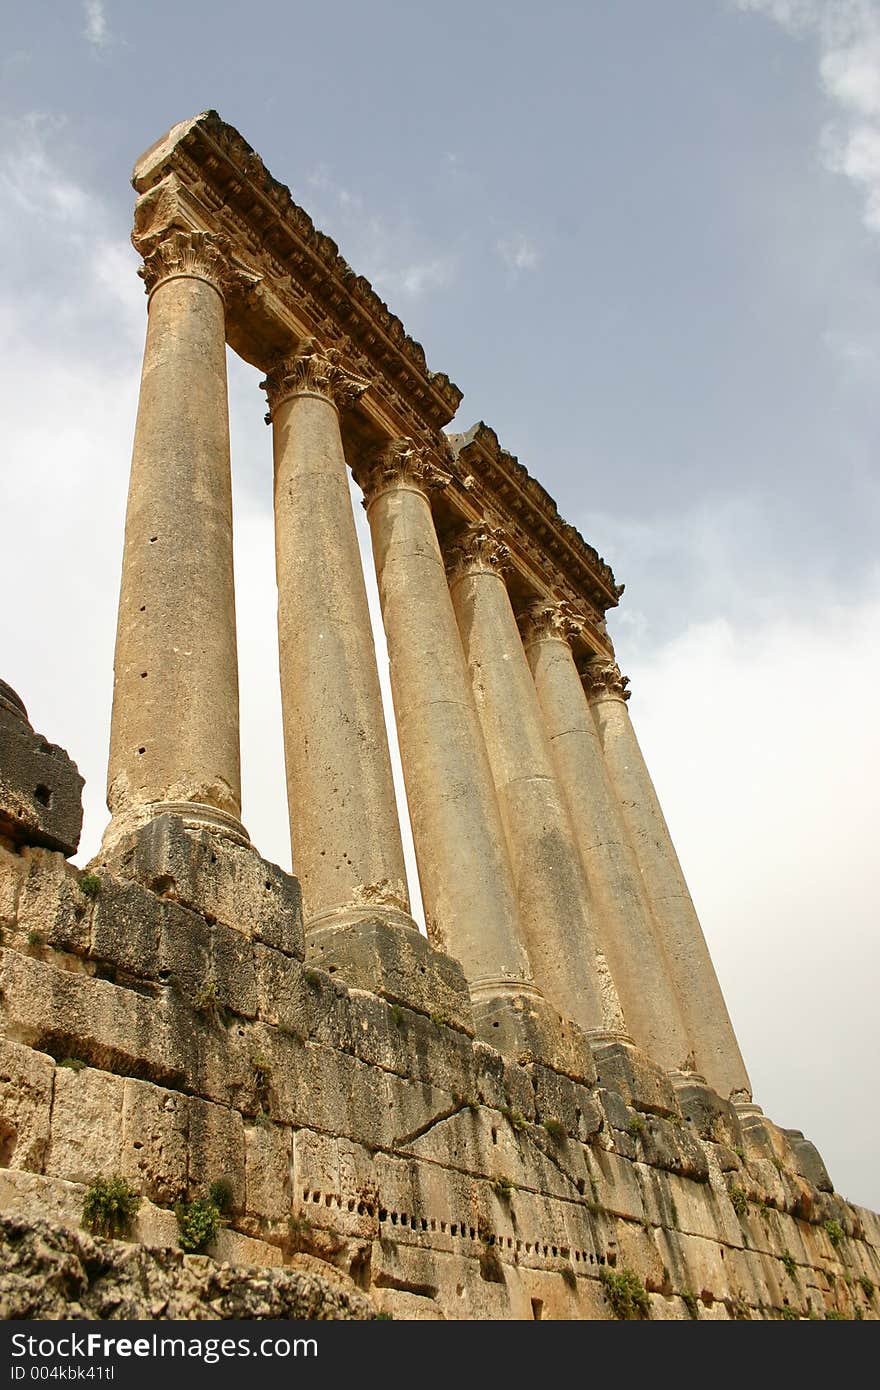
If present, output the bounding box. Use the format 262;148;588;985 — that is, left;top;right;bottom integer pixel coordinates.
584;659;752;1101
261;345;414;937
104;229;247;851
445;525;627;1040
520;602;692;1073
353;440;534;998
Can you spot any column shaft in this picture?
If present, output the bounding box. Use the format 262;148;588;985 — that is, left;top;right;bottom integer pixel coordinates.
587;663;751;1099
357;446;533;993
106;230;244;845
523;611;692;1071
447;529;625;1037
264;349;411;931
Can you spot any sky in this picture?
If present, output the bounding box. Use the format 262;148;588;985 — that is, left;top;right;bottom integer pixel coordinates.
1;1;878;1209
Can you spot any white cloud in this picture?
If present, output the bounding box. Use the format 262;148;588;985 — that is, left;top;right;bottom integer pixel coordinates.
621;585;880;1210
736;0;880;234
83;0;109;49
497;233;540;272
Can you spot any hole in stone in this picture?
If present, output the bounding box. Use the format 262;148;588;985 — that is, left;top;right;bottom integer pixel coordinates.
139;605;146;612
491;1127;498;1144
328;965;337;974
531;1298;543;1320
137;747;146;756
33;785;52;808
140;672;147;679
577;1179;585;1195
149;536;158;543
492;1021;499;1028
264;880;272;890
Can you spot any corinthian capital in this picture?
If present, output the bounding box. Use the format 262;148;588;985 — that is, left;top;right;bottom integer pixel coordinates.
136;228;259;301
354;438;451;505
580;658;631;703
443;522;510;585
260;341;369;419
517;599;584;648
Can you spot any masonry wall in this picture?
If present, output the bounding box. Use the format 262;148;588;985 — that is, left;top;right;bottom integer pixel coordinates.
0;823;877;1321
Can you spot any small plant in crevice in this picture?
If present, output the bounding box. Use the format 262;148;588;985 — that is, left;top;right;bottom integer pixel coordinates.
859;1276;875;1300
824;1218;845;1249
303;969;323;989
491;1174;514;1202
79;872;102;898
780;1251;797;1280
600;1266;651;1320
729;1185;749;1219
390;1004;404;1029
58;1057;86;1072
627;1114;645;1137
453;1093;480;1113
208;1178;234;1214
193;978;226;1027
429;1010;452;1029
81;1175;141;1239
681;1290;699;1319
779;1304;799;1320
26;931;44;947
542;1117;566;1144
500;1106;526;1134
825;1309;846;1320
251;1052;273;1110
733;1144;745;1162
175;1194;222;1254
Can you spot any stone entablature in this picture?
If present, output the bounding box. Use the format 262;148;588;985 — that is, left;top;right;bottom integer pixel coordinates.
130;111;619;646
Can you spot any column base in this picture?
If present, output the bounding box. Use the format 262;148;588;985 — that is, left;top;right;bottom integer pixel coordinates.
471;989;597;1085
306;917;474;1035
592;1038;679;1117
92;812;303;958
102;800;250;859
670;1074;745;1148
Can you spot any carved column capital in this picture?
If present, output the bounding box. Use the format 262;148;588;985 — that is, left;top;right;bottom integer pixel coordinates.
517;599;584;648
443;523;511;585
580;658;631;703
354;437;451;506
136;228;260;303
260;341;369;420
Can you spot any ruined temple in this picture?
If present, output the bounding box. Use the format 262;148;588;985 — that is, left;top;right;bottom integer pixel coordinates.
0;113;877;1320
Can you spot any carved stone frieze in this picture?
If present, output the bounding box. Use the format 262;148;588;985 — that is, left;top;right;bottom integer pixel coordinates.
260;342;369;419
354;438;451;506
580;658;631;702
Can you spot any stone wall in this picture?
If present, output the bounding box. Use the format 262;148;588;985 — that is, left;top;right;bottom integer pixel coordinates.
1;824;877;1320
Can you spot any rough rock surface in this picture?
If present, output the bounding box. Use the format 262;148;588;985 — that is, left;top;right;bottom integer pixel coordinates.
0;1216;375;1320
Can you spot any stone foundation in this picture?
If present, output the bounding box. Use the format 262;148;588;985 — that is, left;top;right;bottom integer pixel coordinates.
1;829;877;1321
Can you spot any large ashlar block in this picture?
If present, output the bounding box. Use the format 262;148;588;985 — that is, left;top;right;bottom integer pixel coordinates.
675;1077;744;1150
0;682;83;857
15;849;93;955
0;1038;55;1171
45;1067;125;1184
782;1128;834;1194
527;1063;603;1141
306;918;473;1035
592;1039;678;1117
120;1077;188;1206
472;992;597;1085
104;814;304;959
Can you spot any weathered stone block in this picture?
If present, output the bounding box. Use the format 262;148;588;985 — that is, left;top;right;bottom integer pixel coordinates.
472;993;597;1084
307;919;473;1034
0;684;83;856
634;1114;710;1183
0;1039;54;1170
159;901;211;1000
676;1078;744;1150
116;815;304;958
120;1077;188;1206
244;1120;291;1221
187;1097;246;1211
212;922;258;1019
528;1064;603;1141
253;942;307;1036
45;1067;124;1183
15;850;93;954
90;877;162;977
1;949;181;1088
0;845;26;931
300;968;355;1052
783;1128;833;1194
593;1040;678;1116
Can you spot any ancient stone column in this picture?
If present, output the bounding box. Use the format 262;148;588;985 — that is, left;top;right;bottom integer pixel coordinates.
446;526;626;1039
262;345;413;935
354;440;534;996
520;603;692;1073
104;229;247;851
584;659;752;1101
